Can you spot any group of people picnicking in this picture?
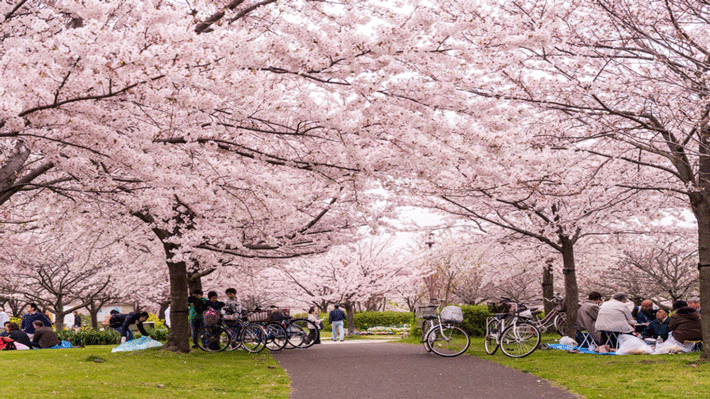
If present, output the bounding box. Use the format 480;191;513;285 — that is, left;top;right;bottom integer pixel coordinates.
0;303;62;349
576;292;702;352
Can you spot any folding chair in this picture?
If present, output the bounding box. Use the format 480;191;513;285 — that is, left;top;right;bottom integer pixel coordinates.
600;331;622;349
576;330;597;349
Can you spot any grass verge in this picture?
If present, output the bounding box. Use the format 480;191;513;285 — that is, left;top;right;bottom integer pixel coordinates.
1;346;289;399
405;334;710;399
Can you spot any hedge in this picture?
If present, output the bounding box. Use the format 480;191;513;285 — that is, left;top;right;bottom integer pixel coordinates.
320;311;414;330
56;328;169;346
411;304;492;338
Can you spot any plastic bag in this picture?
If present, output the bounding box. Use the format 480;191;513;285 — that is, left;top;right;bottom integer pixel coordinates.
653;334;695;355
615;334;653;355
559;336;578;349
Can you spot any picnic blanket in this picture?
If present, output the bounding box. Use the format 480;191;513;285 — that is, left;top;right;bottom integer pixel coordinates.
547;343;616;355
47;340;73;349
111;336;163;353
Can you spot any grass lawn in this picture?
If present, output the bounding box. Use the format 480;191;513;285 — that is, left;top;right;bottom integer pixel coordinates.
452;335;710;399
1;346;289;399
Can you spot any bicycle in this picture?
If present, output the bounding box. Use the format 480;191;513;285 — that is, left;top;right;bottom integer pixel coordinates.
418;300;470;357
484;298;541;358
196;315;267;353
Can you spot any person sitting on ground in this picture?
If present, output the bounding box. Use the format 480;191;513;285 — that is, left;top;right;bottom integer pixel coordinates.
594;293;635;349
576;291;602;347
641;309;670;341
669;300;702;343
31;321;60;349
632;299;656;333
6;322;32;348
20;303;52;337
688;297;701;314
0;321;11;337
118;311;150;343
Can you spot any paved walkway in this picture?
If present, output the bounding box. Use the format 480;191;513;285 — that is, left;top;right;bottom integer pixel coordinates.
273;339;580;399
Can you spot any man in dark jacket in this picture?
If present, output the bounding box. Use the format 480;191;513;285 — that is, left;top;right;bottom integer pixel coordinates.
642;309;670;341
669;300;702;343
31;321;60;349
20;303;52;337
632;300;656;333
328;304;346;342
117;311;150;342
6;322;32;348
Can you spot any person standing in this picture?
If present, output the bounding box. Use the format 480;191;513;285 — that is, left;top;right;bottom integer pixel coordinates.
72;310;82;332
188;290;210;349
0;309;9;327
328;304;346;342
164;301;171;329
20;303;52;337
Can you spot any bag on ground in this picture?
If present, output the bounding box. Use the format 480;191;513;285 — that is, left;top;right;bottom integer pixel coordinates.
653;334;696;355
0;337;16;350
615;334;653;355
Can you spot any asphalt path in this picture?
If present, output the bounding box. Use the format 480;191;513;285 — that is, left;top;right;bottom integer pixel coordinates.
272;339;580;399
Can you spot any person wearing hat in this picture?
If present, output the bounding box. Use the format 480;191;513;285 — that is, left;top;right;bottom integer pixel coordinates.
669;300;702;343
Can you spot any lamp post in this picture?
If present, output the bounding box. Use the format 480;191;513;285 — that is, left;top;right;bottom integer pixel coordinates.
424;232;436;301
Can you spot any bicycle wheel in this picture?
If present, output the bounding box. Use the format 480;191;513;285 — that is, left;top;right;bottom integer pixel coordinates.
421;319;434;352
196;325;230;352
484;318;500;355
240;323;267;353
289;318;319;349
499;323;540;358
264;322;288;351
425;324;470;357
554;314;567;336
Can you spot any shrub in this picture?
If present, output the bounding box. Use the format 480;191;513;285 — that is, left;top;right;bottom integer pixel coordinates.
57;329;120;346
409;304;492;338
319;311;414;331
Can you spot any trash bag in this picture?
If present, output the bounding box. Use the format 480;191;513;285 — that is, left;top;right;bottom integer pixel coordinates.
559;336;578;349
111;336;163;353
653;334;695;355
616;334;653;355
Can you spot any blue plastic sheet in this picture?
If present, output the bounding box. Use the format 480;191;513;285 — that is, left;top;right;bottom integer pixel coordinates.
547;343;616;355
111;336;163;352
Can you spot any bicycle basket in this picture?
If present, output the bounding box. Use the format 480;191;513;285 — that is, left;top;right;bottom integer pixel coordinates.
247;311;270;322
416;305;437;319
440;306;464;323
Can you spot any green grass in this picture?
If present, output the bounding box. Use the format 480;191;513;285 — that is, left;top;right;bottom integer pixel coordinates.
1;346;289;399
404;334;710;399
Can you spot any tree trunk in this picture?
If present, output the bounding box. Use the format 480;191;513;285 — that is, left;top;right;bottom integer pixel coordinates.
542;259;555;315
344;302;354;335
87;303;100;329
693;200;710;361
560;236;579;337
188;273;203;294
162;257;190;353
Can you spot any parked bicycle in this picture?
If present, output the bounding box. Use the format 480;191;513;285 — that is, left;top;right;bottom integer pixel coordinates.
196;312;267;353
484;298;542;358
417;299;470;357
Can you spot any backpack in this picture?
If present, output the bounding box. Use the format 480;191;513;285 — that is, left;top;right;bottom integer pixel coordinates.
203;308;219;327
0;337;16;351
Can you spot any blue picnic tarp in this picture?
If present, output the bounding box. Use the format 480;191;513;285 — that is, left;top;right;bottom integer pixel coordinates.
111;336;163;353
547;343;616;355
46;340;73;349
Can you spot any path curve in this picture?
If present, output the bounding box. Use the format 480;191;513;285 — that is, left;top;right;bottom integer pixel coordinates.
273;340;579;399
